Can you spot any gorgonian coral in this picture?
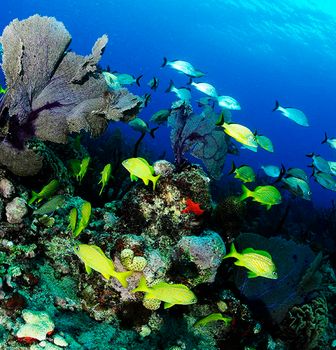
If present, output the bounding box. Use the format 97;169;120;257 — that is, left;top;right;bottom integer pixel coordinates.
168;102;227;180
0;15;142;176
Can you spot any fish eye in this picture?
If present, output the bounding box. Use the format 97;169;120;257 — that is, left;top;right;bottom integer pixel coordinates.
273;271;278;277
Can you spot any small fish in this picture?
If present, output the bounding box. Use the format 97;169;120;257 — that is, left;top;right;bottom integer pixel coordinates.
115;73;143;86
313;171;336;192
28;180;59;205
261;165;281;178
306;153;331;174
181;198;204;216
122;157;160;190
321;132;336;150
229;162;255;183
194;313;232;327
223;242;278;279
0;84;7;94
148;77;159;91
286;167;309;182
150;109;170;125
217;96;241;110
68;207;77;233
282;176;312;200
254;133;274;152
33;195;66;215
273;101;309;127
328;161;336;176
216;115;258;148
142;93;151;107
75;244;133;287
128;118;158;138
99;164;112;195
77;157;91;183
69;202;91;237
102;71;122;90
132;275;197;308
161;57;204;78
239;184;281;210
165;80;191;102
188;79;218;98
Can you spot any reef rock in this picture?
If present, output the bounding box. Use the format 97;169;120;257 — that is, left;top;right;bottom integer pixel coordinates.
175;230;226;284
5;197;27;224
0;15;142;176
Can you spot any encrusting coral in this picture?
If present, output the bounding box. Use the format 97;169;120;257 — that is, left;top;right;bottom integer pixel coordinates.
0;15;142;176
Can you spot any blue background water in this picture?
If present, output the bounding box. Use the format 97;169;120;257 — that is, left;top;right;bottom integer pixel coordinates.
1;0;336;207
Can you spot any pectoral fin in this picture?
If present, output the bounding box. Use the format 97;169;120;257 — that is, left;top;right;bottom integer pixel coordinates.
130;174;138;181
85;264;92;274
164;302;175;309
142;177;149;185
247;271;258;278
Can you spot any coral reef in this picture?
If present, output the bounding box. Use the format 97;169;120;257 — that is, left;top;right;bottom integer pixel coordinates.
280;296;328;349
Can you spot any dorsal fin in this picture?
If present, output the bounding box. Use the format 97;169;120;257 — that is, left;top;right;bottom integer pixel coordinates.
242;247;272;259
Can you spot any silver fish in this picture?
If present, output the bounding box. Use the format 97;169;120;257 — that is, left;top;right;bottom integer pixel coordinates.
162;57;204;78
165;80;191;101
217;96;241;110
273;101;309;127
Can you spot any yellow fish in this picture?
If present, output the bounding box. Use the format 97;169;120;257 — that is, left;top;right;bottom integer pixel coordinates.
132;275;197;309
239;184;281;210
224;243;278;279
229;162;255;183
28;179;59;205
194;313;232;327
99;163;112;195
77;157;90;183
216;114;257;148
71;201;91;238
74;244;133;287
122;157;160;190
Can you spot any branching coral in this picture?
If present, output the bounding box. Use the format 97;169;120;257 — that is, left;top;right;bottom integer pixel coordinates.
0;15;142;176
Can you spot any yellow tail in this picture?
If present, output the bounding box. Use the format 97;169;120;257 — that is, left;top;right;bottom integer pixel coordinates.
114;270;133;288
239;184;252;202
151;174;161;190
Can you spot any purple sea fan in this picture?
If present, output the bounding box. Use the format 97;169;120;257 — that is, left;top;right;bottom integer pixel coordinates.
168;102;227;180
0;15;142;176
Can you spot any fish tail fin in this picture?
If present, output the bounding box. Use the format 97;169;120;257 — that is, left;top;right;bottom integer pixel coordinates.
273;100;280;112
161;57;168;67
228;161;236;175
223;242;239;260
132;275;149;293
187;77;193;85
215;112;225;126
239;184;251;202
149;126;159;139
306;153;314;158
99;185;104;196
321;132;328;144
152;174;161;190
165;80;174;93
273;164;286;183
114;270;133;288
136;74;143;87
28;191;39;205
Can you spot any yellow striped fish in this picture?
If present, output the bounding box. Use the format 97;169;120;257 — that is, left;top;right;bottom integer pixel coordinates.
223;243;277;279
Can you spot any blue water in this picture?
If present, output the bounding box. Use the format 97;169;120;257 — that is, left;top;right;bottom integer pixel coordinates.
1;0;336;207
